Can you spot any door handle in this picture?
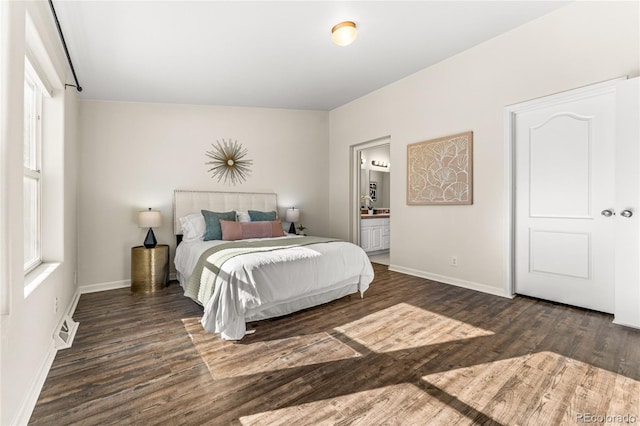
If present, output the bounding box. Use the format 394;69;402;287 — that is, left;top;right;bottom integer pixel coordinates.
601;209;615;217
621;210;633;218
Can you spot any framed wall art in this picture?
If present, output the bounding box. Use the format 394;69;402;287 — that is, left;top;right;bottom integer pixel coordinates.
406;131;473;205
205;139;253;185
369;182;377;201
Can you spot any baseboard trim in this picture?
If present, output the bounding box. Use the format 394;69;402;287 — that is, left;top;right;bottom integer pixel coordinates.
68;288;81;317
80;274;178;294
12;340;56;426
388;264;513;299
79;279;130;294
612;318;640;329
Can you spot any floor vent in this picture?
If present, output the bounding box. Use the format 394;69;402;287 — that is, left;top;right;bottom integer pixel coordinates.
53;315;79;350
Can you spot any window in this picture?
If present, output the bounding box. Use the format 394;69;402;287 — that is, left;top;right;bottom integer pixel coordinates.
23;60;43;273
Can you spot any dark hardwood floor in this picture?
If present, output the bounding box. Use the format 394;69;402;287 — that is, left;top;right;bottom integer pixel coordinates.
30;263;639;425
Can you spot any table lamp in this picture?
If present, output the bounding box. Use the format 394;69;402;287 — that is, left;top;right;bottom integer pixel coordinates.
138;208;161;248
285;208;300;234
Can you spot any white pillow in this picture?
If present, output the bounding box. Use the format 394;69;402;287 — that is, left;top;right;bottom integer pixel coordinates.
236;211;251;223
179;213;206;242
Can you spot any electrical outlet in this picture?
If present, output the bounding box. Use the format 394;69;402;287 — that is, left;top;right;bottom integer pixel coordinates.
450;256;458;267
54;297;58;314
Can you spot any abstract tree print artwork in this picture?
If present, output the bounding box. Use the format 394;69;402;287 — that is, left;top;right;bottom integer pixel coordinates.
407;131;473;205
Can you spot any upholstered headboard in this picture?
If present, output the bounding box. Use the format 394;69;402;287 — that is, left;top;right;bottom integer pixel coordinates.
173;190;278;235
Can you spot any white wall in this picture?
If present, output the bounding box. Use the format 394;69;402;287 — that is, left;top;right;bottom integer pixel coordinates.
0;1;79;425
78;101;329;290
329;1;639;295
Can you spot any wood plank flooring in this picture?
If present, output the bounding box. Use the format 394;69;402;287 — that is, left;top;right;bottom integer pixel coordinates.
30;264;640;425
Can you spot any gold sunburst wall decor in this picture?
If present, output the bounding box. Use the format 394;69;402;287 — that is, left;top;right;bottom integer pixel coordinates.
205;139;253;185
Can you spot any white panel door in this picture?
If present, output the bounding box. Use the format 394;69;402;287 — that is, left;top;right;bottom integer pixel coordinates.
515;89;616;313
614;77;640;326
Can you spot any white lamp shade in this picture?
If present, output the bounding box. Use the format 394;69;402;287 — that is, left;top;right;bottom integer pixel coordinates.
138;210;161;228
285;208;300;222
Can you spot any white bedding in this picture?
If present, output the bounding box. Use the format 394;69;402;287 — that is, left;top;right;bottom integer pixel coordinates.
175;235;375;340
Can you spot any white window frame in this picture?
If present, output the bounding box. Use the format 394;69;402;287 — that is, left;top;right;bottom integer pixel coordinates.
23;58;43;274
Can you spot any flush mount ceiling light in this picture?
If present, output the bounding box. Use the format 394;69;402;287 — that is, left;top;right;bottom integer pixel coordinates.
331;21;358;46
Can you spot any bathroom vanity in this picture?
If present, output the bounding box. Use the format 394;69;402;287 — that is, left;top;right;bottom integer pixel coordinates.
360;210;390;253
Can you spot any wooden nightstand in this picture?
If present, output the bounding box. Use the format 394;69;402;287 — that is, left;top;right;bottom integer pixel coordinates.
131;244;169;293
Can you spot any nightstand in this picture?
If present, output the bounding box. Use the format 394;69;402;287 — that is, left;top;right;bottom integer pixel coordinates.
131;244;169;293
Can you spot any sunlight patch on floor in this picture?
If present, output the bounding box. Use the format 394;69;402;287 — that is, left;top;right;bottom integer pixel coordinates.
182;317;361;379
422;351;640;425
238;383;464;426
334;302;494;353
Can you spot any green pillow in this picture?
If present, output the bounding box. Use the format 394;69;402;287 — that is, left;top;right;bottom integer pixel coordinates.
248;210;277;222
201;210;236;240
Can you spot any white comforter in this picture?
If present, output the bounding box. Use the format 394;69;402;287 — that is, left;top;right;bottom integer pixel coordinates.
175;236;375;340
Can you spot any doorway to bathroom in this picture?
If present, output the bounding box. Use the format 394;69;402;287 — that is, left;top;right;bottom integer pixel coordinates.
350;137;391;266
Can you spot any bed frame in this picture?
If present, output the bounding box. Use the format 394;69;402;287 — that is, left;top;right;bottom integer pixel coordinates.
173;190;278;244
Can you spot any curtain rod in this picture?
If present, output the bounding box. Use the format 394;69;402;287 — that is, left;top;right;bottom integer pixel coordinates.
48;0;82;92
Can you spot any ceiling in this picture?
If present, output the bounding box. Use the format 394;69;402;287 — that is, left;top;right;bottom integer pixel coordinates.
52;1;570;111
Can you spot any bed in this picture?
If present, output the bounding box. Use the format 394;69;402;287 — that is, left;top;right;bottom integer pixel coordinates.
173;190;375;340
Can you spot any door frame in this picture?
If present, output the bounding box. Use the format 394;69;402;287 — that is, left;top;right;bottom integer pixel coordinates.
349;136;391;246
502;77;625;297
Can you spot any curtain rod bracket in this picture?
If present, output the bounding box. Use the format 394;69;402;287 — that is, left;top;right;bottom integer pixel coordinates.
65;83;82;92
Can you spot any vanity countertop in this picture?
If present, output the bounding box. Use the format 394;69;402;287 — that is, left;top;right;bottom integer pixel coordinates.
361;214;390;219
